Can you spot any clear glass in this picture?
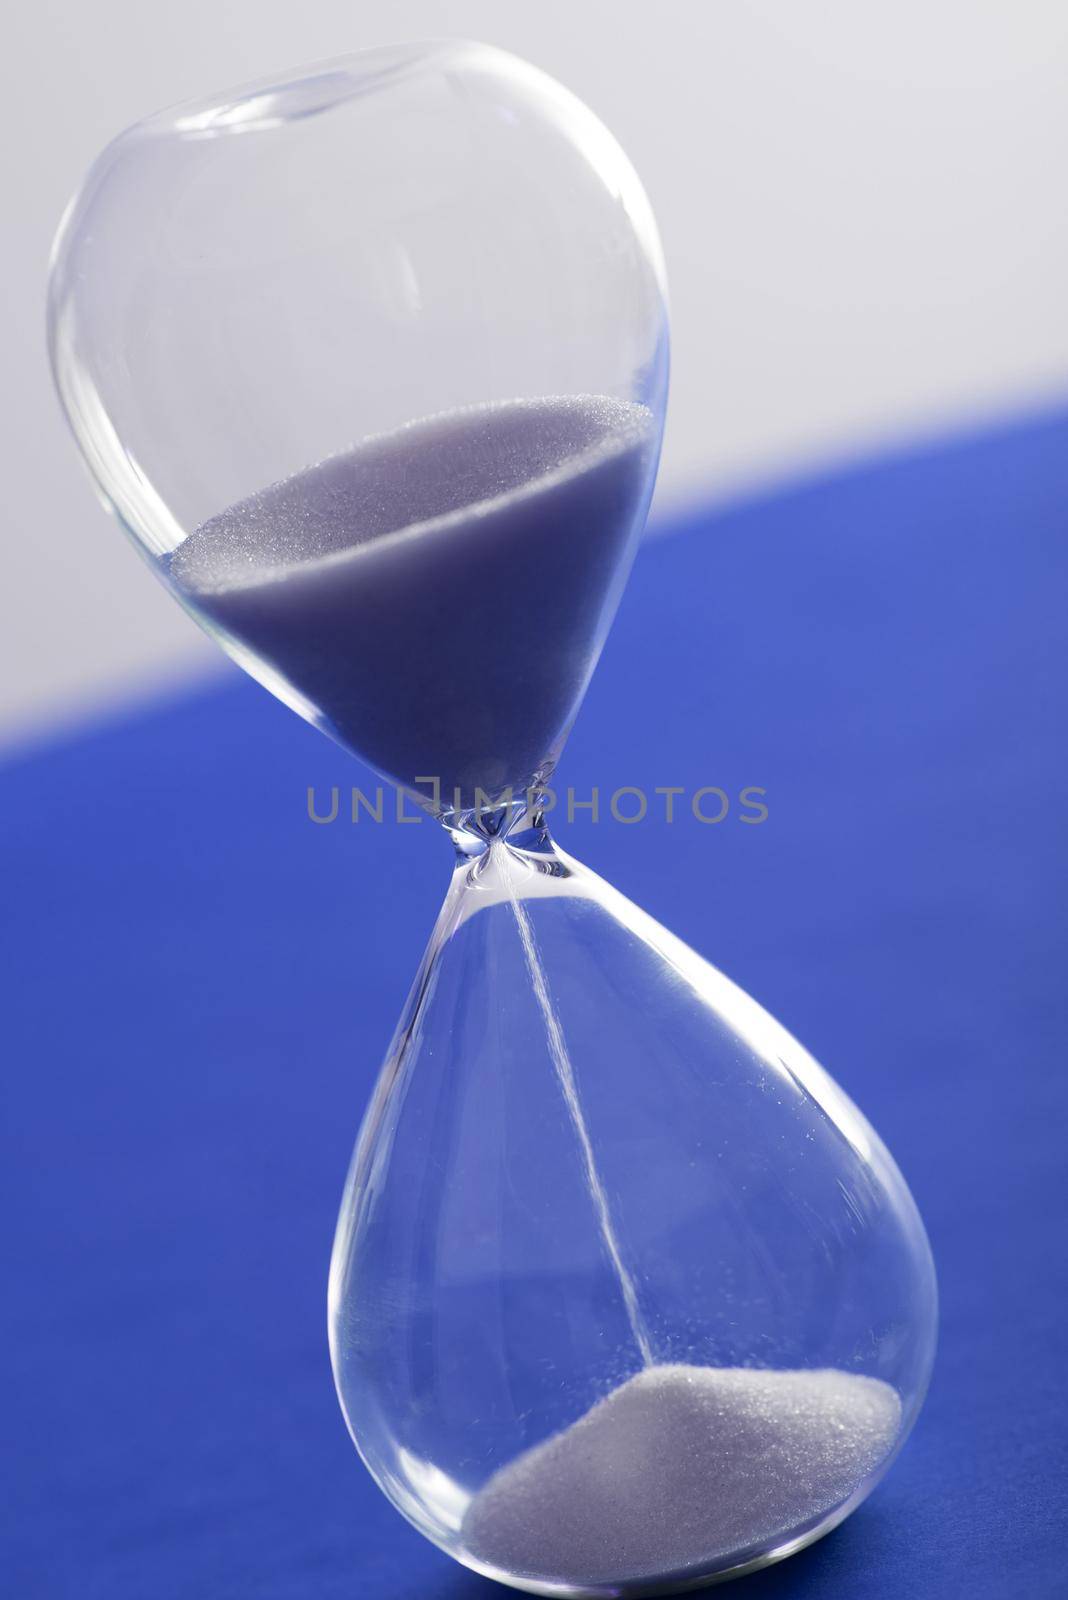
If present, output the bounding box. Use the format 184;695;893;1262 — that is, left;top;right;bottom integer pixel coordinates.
48;39;667;817
330;823;936;1596
47;40;936;1598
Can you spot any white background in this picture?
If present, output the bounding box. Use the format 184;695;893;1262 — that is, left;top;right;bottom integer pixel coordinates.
4;1;1068;744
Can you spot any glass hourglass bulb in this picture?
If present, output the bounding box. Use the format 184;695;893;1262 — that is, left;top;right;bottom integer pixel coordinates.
48;41;937;1596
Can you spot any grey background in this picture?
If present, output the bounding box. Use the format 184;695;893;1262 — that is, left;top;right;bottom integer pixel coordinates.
5;0;1068;745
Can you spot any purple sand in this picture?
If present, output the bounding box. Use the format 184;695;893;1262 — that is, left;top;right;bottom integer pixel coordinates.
170;396;657;809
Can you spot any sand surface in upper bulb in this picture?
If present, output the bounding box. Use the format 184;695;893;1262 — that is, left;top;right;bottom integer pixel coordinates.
462;1363;901;1588
169;395;655;804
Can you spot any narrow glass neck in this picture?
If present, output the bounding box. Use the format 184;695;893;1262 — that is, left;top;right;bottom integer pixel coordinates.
444;792;557;860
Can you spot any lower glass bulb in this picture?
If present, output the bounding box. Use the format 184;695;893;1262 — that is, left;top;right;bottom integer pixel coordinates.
329;825;937;1597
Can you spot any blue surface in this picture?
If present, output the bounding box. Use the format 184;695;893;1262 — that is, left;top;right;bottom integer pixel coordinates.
2;408;1066;1599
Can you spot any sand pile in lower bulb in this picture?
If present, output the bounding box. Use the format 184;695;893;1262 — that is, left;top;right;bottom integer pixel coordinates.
462;1363;901;1587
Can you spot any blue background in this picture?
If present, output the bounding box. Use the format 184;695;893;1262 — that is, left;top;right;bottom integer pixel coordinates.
2;409;1066;1598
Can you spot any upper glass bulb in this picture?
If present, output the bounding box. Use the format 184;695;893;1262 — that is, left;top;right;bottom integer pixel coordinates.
47;40;668;817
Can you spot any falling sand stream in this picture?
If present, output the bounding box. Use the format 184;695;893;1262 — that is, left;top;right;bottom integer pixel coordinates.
459;846;902;1589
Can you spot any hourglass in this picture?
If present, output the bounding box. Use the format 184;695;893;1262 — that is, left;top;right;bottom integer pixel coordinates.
48;41;937;1596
